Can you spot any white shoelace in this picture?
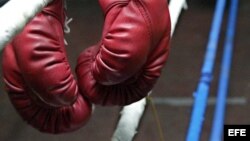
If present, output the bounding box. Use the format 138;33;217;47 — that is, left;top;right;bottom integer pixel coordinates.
64;16;73;45
63;0;72;46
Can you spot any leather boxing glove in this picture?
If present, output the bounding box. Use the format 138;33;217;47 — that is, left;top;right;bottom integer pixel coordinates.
2;0;92;133
76;0;171;105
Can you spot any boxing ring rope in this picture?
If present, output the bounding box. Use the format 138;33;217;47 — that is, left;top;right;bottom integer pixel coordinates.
210;0;238;140
0;0;52;49
111;0;188;140
169;0;188;36
186;0;227;140
187;0;240;140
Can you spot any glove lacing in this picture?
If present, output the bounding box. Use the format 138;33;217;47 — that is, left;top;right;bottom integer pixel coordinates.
64;16;73;45
63;0;73;45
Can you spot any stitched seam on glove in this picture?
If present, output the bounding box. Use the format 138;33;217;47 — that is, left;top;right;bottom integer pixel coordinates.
103;1;129;16
134;0;153;44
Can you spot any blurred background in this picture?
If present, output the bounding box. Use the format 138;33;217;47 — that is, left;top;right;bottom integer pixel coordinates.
0;0;249;140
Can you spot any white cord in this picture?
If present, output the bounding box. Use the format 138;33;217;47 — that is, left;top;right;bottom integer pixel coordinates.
111;98;147;141
169;0;188;36
64;16;73;45
0;0;53;50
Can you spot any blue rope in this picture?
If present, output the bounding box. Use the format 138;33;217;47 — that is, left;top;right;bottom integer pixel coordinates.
210;0;239;140
186;0;227;140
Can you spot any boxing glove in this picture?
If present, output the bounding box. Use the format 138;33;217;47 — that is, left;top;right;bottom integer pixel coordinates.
2;0;92;133
76;0;171;105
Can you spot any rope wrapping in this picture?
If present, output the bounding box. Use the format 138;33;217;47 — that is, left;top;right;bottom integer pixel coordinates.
169;0;188;36
0;0;53;49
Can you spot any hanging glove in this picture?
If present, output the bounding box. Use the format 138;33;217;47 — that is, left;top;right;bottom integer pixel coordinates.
2;0;92;134
76;0;171;105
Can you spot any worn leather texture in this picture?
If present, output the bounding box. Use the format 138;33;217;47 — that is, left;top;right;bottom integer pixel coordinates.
76;0;171;105
2;0;92;134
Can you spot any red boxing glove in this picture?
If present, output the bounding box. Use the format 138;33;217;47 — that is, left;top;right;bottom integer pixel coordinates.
76;0;171;105
2;0;91;134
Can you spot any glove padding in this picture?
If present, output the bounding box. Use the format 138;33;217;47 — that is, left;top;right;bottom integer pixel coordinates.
2;0;91;134
76;0;171;105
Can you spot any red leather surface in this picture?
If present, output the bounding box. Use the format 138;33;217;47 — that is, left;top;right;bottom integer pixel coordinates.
76;0;171;105
2;0;92;134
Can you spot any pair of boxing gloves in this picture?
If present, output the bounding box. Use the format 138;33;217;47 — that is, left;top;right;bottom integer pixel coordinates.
2;0;171;134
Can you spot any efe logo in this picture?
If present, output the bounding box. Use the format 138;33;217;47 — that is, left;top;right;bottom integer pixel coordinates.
224;125;250;141
228;129;246;136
